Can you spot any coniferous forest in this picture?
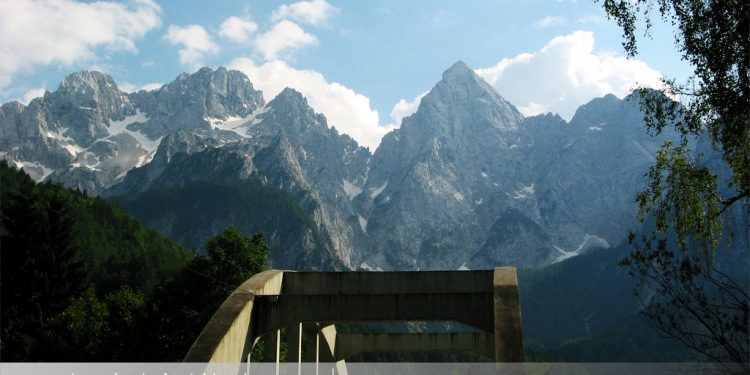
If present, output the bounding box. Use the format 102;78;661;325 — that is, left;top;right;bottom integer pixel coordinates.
0;162;269;361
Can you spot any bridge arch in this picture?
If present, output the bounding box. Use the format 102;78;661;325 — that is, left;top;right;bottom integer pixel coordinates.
183;268;523;365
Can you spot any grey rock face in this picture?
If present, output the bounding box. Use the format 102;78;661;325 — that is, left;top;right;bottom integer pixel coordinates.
354;61;529;269
106;86;371;268
103;129;232;196
1;67;264;194
129;67;264;138
354;62;677;270
2;62;681;271
47;71;137;146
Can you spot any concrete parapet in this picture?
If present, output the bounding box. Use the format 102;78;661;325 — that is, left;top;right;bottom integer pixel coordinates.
184;268;523;365
183;270;284;362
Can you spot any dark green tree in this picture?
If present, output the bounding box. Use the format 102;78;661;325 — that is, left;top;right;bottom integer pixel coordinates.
599;0;749;366
143;226;269;360
43;288;109;361
0;162;192;361
0;166;87;360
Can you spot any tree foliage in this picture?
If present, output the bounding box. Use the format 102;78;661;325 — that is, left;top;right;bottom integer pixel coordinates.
600;0;749;367
1;163;271;360
0;162;195;360
141;226;269;360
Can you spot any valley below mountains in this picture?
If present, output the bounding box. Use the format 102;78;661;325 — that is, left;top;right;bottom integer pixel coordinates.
0;61;685;271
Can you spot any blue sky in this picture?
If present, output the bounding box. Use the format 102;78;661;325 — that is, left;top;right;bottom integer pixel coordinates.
0;0;691;150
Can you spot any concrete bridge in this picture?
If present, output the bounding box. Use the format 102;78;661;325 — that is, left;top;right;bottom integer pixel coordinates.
183;268;523;372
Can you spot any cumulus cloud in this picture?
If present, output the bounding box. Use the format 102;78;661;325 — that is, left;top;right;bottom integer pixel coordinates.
476;30;663;120
0;0;161;89
390;91;428;126
119;82;162;93
165;25;220;68
577;14;607;25
229;58;394;150
19;87;47;105
255;20;318;60
534;16;567;28
271;0;340;27
219;16;258;43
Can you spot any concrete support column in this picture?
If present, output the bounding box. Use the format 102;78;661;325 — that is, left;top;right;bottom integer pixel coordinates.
296;323;302;375
493;267;524;362
276;330;281;375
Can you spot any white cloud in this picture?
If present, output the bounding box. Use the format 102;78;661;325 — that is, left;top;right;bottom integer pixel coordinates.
271;0;340;27
255;20;318;60
577;14;607;25
476;30;664;120
390;91;428;126
229;58;394;150
119;82;162;93
0;0;161;89
534;16;567;28
219;16;258;43
19;87;46;105
165;25;220;68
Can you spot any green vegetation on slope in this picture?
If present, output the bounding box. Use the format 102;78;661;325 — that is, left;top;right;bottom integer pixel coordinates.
110;179;339;270
0;162;192;360
519;244;700;361
0;163;269;361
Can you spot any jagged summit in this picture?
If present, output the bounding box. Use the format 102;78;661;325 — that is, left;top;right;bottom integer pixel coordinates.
258;87;329;137
269;87;308;108
58;70;119;91
441;60;474;81
168;67;262;102
438;60;491;92
54;70;130;112
51;70;135;125
408;60;523;132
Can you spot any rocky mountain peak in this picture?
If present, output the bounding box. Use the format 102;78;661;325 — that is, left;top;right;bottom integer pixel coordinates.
125;66;264;140
402;61;523;136
441;60;473;81
269;87;309;110
52;70;134;121
58;71;119;92
259;87;328;135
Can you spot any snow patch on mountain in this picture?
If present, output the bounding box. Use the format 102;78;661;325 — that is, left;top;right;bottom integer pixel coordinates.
206;107;268;138
512;183;535;199
342;178;362;200
10;160;54;181
553;234;610;262
359;262;383;271
358;214;368;233
106;110;161;167
370;180;388;198
108;111;161;152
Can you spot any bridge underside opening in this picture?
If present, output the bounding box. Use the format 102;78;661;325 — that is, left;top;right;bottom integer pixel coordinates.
184;268;524;368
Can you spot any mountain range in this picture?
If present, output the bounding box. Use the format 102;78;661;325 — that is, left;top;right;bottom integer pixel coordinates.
0;61;679;270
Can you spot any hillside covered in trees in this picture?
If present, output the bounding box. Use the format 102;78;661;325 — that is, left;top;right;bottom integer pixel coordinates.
0;162;268;360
